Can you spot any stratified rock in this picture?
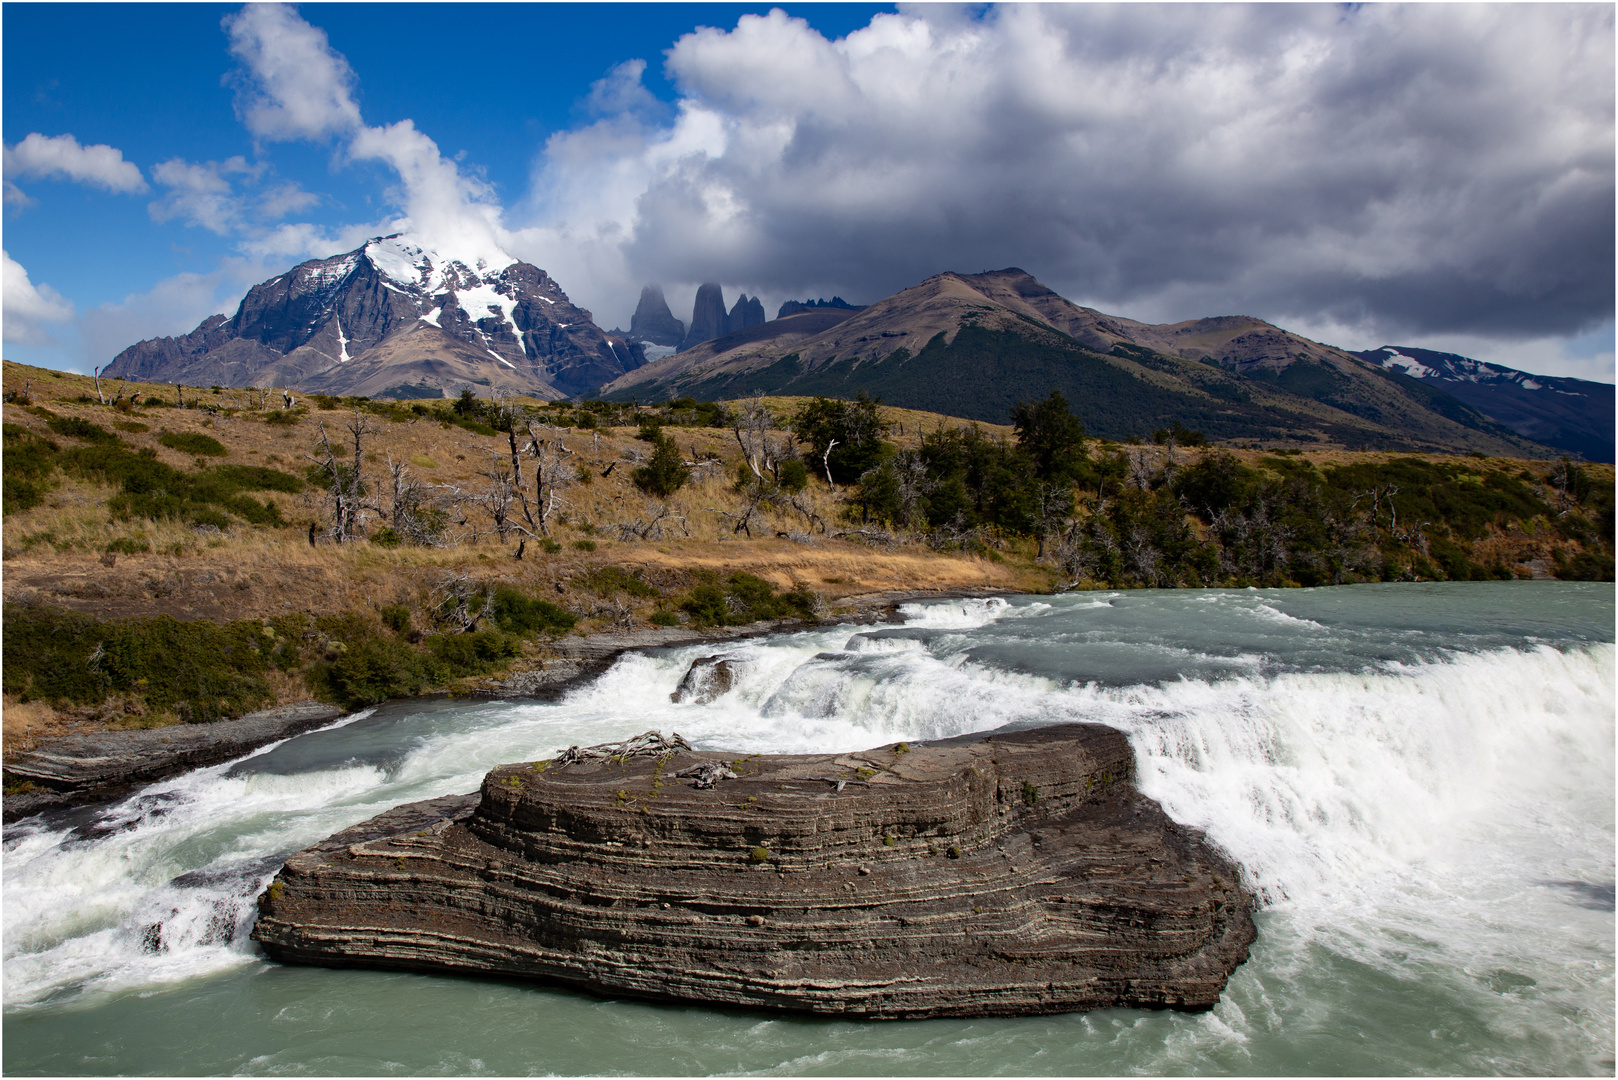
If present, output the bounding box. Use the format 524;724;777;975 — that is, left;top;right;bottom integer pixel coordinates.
253;723;1255;1018
680;283;729;352
629;285;685;348
670;655;741;703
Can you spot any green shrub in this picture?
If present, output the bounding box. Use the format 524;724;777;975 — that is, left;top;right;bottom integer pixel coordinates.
113;421;150;433
306;633;436;708
45;415;119;443
633;432;690;497
488;586;577;636
264;410;302;426
380;605;412;634
426;630;521;670
2;605;275;723
572;539;597;552
158;431;227;457
679;572;818;627
103;537;151;555
370;526;402;548
777;457;810;493
2;424;61;513
650;608;680;627
577;566;658;598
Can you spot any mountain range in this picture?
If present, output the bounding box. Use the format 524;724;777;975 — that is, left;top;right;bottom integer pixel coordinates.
103;236;643;400
101;241;1611;460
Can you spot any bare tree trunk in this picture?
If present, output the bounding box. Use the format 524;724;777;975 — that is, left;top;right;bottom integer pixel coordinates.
93;367;107;405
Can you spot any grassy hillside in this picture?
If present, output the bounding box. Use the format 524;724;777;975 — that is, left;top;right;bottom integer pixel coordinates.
3;361;1610;751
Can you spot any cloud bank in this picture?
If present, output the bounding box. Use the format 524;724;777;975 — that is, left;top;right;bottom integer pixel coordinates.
3;132;148;207
521;4;1614;350
3;249;76;345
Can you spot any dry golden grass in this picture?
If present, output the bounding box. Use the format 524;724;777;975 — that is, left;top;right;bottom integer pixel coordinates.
5;360;1600;630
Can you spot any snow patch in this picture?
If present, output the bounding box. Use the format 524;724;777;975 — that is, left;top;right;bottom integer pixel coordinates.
419;307;442;328
364;237;428;287
336;319;350;363
1378;348;1436;379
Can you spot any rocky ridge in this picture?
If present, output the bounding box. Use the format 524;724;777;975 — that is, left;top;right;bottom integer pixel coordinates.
251;723;1256;1018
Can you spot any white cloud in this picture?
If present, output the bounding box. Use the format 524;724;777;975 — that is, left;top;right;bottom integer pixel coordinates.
148;157;249;233
518;4;1614;345
223;3;362;142
3;250;76;345
146;155;316;236
79;259;273;368
3;132;147;197
223;3;511;269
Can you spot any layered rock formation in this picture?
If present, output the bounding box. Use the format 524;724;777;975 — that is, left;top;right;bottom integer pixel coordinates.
628;285;685;348
252;723;1255;1018
103;236;641;400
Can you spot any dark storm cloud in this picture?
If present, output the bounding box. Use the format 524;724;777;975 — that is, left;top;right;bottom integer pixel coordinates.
522;3;1612;344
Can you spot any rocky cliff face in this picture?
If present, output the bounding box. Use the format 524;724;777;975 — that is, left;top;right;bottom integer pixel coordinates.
103;236;638;400
677;283;768;352
628;285;685;347
252;723;1255;1018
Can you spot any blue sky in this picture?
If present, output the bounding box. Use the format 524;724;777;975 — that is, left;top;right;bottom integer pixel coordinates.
4;3;1613;383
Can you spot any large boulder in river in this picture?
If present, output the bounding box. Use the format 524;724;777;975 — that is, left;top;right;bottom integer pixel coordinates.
670;655;741;704
251;724;1255;1018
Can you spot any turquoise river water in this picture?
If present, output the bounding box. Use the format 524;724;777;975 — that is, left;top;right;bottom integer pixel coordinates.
3;581;1613;1075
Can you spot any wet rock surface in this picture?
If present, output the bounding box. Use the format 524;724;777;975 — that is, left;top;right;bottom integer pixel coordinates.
2;701;346;822
670;655;741;704
253;723;1256;1019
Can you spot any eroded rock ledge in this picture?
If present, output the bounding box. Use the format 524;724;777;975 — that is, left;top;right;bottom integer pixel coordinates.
252;724;1255;1019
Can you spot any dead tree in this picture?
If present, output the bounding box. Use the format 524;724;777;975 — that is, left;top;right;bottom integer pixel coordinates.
92;367;107;405
385;455;444;545
733;396;793;483
309;409;379;542
477;455;522;539
524;422;572;537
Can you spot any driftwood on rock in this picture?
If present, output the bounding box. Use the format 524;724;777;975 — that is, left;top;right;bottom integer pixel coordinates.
253;723;1256;1019
552;729;692;768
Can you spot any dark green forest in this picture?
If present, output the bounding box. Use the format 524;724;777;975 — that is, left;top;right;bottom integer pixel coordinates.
777;391;1615;587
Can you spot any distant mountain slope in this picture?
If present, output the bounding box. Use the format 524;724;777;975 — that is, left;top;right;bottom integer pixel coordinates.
1352;346;1614;462
103;236;640;400
602;269;1555;457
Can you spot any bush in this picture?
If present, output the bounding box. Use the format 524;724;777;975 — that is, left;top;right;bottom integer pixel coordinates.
577;566;658;598
380;604;412;634
158;431;228;457
306;633;436;708
370;526;402;548
45;415;119;444
488;586;578;636
679;572;818;627
104;537;152;555
572;539;597;552
633;432;690;497
2;605;276;723
2;424;61;513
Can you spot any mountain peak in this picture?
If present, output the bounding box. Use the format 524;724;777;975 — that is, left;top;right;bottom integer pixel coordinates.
103;239;634;400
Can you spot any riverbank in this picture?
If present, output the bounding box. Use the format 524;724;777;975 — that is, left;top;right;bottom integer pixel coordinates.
2;587;1007;823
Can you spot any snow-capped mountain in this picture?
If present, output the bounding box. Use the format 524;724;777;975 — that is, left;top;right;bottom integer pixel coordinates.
103;236;642;400
1355;345;1614;461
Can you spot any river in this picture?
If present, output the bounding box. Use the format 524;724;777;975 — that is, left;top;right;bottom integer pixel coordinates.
4;581;1612;1075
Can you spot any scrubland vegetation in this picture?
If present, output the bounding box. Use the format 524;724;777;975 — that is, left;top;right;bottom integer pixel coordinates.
2;360;1610;744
